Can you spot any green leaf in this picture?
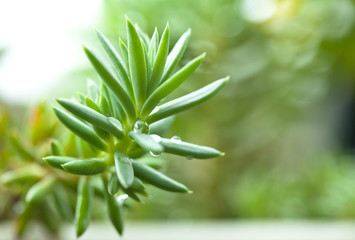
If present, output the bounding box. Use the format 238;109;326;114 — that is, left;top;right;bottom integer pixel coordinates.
132;161;190;193
161;29;191;82
1;165;44;185
87;80;100;102
75;177;93;237
146;76;229;123
126;17;147;111
108;174;120;195
148;24;170;94
52;183;74;222
119;38;129;71
114;152;134;189
83;45;136;122
99;90;112;116
53;107;107;151
128;131;164;154
25;175;56;203
160;138;223;159
43;156;77;169
149;116;175;136
49;139;65;156
129;177;146;193
85;96;101;113
57;98;124;139
141;53;205;116
103;175;124;235
110;96;127;124
9;131;34;160
96;30;134;101
61;158;107;175
148;28;159;67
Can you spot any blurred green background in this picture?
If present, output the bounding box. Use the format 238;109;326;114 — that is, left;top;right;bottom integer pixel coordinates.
2;0;355;222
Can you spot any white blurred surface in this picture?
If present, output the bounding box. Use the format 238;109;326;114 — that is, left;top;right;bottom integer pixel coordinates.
2;221;355;240
0;0;101;105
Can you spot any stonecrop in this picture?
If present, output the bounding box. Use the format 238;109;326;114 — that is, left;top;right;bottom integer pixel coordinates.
44;18;229;237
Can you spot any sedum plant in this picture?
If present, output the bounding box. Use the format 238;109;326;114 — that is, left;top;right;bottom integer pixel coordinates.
44;17;229;237
0;103;77;238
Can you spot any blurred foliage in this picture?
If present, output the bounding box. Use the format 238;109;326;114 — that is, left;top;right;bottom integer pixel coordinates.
2;0;355;225
0;103;78;238
88;0;355;220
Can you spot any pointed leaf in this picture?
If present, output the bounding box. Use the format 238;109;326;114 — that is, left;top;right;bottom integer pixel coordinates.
61;158;107;175
49;139;65;156
83;45;136;121
96;30;134;101
141;53;205;116
52;183;74;222
87;80;100;101
160;138;223;159
128;131;164;154
119;39;129;70
108;174;120;195
148;24;170;94
132;161;190;193
146;76;229;123
103;175;124;235
162;29;191;82
25;175;56;203
126;17;147;110
43;156;78;169
53;107;107;151
57;98;124;139
75;177;93;237
1;165;45;185
114;152;134;188
148;28;159;67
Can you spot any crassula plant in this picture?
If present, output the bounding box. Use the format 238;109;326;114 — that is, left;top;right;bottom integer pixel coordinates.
8;17;228;238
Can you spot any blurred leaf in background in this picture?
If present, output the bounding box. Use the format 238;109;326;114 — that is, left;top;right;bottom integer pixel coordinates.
88;0;355;220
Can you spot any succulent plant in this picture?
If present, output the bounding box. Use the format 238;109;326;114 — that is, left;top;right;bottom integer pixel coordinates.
43;17;228;237
0;103;77;237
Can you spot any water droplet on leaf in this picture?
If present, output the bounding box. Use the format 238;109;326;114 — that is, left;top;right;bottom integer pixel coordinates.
117;194;129;202
170;136;181;144
186;155;193;160
133;119;149;133
149;151;161;157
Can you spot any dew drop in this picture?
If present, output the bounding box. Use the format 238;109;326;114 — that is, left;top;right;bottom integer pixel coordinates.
150;134;162;143
133;119;149;133
149;151;161;157
170;136;181;144
117;194;129;202
186;155;193;160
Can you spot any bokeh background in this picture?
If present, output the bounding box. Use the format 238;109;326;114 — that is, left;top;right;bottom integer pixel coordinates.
2;0;355;224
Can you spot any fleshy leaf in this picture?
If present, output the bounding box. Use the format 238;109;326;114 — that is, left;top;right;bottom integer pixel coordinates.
43;156;78;169
114;152;134;189
61;158;107;175
53;107;107;151
132;161;190;193
141;53;205;116
146;76;229;123
25;176;56;203
160;138;223;159
147;24;170;94
75;177;93;237
83;45;136;122
96;30;134;101
57;98;124;139
161;29;191;82
126;17;147;111
128;131;164;154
